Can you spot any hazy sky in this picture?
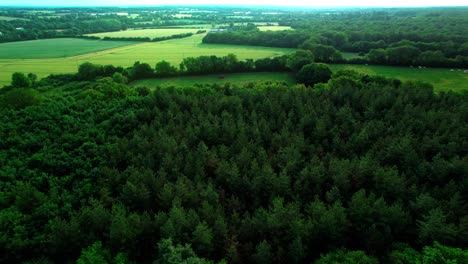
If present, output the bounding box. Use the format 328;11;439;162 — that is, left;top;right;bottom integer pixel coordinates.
0;0;466;7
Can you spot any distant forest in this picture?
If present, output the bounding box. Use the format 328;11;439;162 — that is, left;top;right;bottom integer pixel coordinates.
203;8;468;68
0;60;467;263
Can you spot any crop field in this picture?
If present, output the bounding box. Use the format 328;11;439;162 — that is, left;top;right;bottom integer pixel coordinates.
85;28;201;39
0;34;294;86
330;64;468;92
131;72;296;88
0;38;138;59
258;26;293;31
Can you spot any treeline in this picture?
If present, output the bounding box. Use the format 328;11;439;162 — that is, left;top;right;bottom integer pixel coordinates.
202;9;468;68
72;54;291;82
0;67;467;263
0;16;129;43
103;31;205;42
203;29;309;48
68;53;334;89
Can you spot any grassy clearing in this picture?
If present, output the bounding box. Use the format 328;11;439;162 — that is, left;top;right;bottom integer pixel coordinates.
86;28;201;39
131;72;295;88
341;52;362;59
258;26;293;31
330;64;468;92
0;34;294;86
0;16;29;21
0;38;138;59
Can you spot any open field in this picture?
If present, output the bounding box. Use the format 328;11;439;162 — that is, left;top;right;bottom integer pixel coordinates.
0;16;29;21
258;26;293;31
85;28;201;39
131;72;296;88
0;34;294;86
330;64;468;92
341;52;362;59
165;22;280;29
0;38;138;59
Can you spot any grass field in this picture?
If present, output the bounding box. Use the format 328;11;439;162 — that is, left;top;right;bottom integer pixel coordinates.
0;38;138;59
258;26;293;31
85;28;201;39
330;64;468;92
131;72;296;88
341;52;362;59
0;34;294;86
0;16;29;21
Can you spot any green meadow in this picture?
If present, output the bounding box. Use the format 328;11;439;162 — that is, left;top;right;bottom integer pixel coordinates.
131;72;296;88
0;16;29;21
330;64;468;92
0;34;294;86
0;38;138;59
85;28;201;39
258;26;293;31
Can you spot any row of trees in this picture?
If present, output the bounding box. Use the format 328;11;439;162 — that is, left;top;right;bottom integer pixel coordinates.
365;46;468;67
0;67;466;263
72;53;332;87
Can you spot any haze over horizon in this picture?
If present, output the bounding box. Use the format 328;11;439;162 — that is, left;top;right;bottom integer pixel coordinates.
0;0;467;7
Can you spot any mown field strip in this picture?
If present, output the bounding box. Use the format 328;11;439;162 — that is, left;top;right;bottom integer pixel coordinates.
85;28;201;39
0;38;139;59
330;64;468;92
131;72;296;88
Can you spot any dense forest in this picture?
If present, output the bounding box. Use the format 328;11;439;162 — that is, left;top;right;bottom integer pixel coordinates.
0;63;467;263
202;8;468;68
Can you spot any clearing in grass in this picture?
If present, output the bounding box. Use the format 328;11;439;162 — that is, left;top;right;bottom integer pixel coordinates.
131;72;296;88
330;64;468;92
85;28;202;39
258;26;293;31
0;38;139;59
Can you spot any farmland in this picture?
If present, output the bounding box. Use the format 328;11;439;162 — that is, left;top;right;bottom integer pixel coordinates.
85;28;201;39
258;26;293;31
330;64;468;92
131;72;296;88
0;34;294;86
0;38;138;59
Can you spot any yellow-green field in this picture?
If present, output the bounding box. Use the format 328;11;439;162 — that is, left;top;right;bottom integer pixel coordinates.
0;34;294;86
330;64;468;92
85;28;201;39
258;26;293;31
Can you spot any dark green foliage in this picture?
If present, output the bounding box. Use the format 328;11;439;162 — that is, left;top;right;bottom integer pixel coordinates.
314;249;379;264
0;70;467;263
11;72;31;88
77;242;110;264
296;63;332;86
300;42;343;63
155;60;178;77
130;61;154;80
286;50;314;72
0;88;41;109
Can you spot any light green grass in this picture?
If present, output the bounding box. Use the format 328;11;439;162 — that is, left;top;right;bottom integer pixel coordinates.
86;28;201;39
341;52;362;59
0;38;138;59
0;16;29;21
330;64;468;92
258;26;293;31
131;72;295;88
0;34;294;86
